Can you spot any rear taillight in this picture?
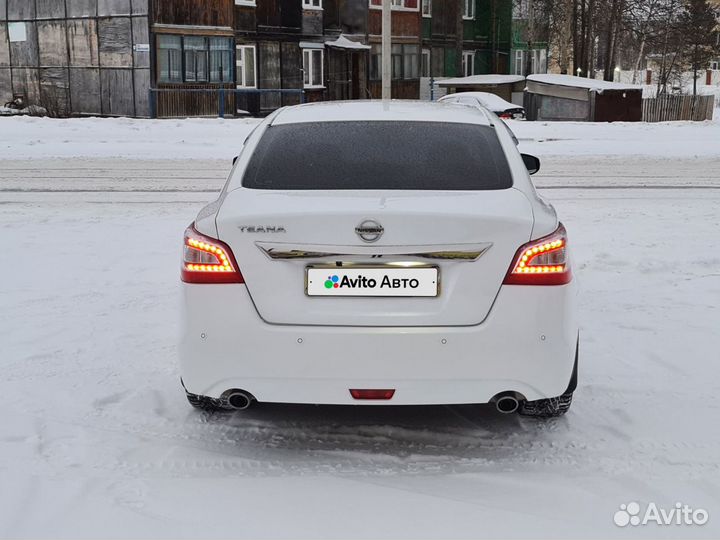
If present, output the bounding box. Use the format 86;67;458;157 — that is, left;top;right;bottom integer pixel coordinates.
181;224;244;284
503;223;572;285
499;113;512;119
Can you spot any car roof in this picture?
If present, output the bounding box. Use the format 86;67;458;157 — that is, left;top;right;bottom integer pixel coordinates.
271;100;493;126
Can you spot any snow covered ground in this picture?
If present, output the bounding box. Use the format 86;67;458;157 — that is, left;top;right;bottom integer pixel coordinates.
1;117;719;539
1;113;719;160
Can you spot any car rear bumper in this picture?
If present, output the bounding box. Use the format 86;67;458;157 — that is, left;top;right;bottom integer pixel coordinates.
179;282;579;405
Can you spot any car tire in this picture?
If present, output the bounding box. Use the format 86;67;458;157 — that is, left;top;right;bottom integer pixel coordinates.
518;392;573;418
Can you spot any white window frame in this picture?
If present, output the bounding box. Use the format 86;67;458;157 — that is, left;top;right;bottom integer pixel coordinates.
463;0;474;19
369;0;420;12
236;44;257;88
462;51;475;76
235;0;256;6
422;0;431;17
302;0;322;9
421;48;431;77
303;48;324;88
514;50;524;75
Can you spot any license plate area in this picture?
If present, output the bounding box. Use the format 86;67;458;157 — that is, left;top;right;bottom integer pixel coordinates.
306;265;439;297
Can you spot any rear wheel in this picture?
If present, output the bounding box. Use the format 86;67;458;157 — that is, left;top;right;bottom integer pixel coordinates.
518;392;573;417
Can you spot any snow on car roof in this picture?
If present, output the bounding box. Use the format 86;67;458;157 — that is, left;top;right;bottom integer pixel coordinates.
527;74;642;92
272;100;493;126
437;75;526;87
439;92;520;111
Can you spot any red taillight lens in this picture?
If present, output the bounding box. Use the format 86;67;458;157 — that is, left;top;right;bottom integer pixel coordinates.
181;224;244;284
503;223;572;285
499;113;512;119
350;389;396;400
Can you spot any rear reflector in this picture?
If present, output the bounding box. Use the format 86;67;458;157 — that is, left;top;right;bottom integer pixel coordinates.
350;389;396;400
181;223;244;284
503;223;572;285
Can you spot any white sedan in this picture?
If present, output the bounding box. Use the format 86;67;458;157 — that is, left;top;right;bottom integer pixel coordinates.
179;101;578;417
439;91;526;119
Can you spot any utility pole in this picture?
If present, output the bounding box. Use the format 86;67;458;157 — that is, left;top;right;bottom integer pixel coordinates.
382;0;392;99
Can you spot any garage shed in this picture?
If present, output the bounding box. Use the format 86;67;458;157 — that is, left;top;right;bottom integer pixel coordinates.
524;74;643;122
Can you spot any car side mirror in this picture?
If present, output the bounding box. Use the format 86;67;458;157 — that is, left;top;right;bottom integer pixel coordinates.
232;155;239;166
521;153;540;175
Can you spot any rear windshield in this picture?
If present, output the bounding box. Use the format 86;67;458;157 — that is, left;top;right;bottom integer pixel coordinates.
242;121;512;190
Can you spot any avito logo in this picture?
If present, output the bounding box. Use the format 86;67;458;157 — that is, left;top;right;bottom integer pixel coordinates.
323;274;420;290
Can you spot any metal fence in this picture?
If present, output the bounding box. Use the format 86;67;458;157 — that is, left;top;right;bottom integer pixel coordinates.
149;88;307;118
642;94;715;122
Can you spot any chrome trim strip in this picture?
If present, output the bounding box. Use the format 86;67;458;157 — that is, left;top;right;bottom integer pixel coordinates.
256;242;492;261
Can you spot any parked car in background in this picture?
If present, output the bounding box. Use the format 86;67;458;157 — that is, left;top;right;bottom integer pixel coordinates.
439;92;526;119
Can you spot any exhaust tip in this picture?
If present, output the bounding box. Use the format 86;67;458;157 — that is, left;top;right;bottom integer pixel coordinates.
491;391;525;414
495;396;519;414
223;390;254;410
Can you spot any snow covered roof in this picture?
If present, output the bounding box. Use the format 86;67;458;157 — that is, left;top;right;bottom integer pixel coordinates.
439;92;519;111
527;74;642;92
437;75;526;87
325;34;371;50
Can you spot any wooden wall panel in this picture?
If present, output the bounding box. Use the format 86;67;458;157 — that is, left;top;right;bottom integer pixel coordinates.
38;21;69;66
0;68;12;102
98;0;131;16
132;0;149;16
281;41;302;106
67;0;98;18
9;22;39;67
259;41;280;110
11;67;41;102
341;0;367;34
101;68;134;115
132;16;149;68
40;67;70;114
7;0;36;20
301;10;322;35
133;67;150;116
235;6;256;32
256;0;281;28
369;11;419;38
36;0;67;19
69;67;101;113
0;25;9;66
68;19;99;66
98;17;132;67
153;0;233;28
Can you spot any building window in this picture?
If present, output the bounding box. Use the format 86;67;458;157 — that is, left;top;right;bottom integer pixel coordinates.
369;0;419;11
184;37;209;82
237;45;256;88
421;0;431;17
235;0;256;6
421;49;430;77
303;0;322;8
158;35;234;84
530;49;547;74
303;48;324;88
462;51;475;76
158;35;182;83
210;38;233;83
370;44;419;80
463;0;474;19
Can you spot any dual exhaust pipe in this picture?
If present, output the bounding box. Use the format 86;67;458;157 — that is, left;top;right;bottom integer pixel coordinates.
221;389;523;413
